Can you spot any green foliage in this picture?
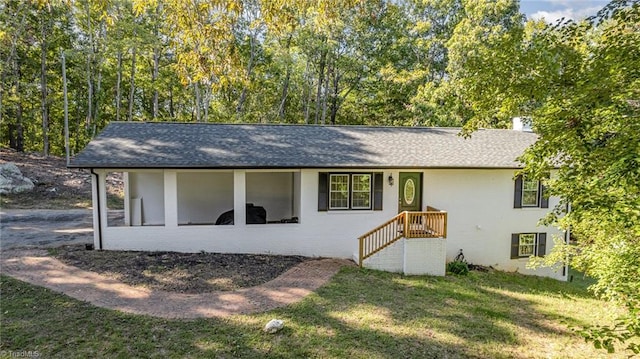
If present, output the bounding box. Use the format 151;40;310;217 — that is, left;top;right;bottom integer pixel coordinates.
446;260;469;275
577;305;640;354
433;0;640;353
3;0;511;156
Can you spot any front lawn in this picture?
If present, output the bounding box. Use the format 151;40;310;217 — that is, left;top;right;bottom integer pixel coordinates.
0;268;629;358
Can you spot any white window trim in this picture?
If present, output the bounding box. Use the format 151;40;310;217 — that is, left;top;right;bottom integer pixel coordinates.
521;178;540;207
327;172;373;211
329;174;350;210
350;174;372;210
518;233;537;257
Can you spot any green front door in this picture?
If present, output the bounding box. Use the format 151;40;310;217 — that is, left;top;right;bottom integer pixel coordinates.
398;172;422;212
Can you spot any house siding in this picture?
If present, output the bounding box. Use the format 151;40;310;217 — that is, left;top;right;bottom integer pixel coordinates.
94;168;399;258
91;167;566;281
423;169;565;280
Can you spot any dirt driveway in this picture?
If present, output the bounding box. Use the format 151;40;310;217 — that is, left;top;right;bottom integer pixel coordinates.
0;209;93;250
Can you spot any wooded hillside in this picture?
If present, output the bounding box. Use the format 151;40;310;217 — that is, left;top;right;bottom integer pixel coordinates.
1;0;533;156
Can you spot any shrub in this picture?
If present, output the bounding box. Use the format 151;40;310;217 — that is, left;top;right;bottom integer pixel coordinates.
447;260;469;275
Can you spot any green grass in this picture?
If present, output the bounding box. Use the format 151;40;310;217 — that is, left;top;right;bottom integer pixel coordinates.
0;268;630;358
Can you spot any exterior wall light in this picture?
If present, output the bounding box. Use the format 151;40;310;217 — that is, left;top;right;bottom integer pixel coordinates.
388;174;394;186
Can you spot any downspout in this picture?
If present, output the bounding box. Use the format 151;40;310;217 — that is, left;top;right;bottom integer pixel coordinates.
90;168;103;250
565;201;572;279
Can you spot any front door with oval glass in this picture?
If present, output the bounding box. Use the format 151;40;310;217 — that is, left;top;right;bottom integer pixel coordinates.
398;172;422;212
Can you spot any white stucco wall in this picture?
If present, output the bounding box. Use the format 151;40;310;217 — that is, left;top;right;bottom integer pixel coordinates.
92;167;566;280
246;171;297;221
128;171;165;225
403;238;446;276
423;169;566;280
97;168;398;258
177;171;233;225
362;239;404;273
362;238;447;276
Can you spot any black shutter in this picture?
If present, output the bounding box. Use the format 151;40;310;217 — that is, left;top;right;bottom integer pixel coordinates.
373;172;383;210
514;175;523;208
540;182;549;208
318;172;328;211
537;233;547;257
511;233;520;259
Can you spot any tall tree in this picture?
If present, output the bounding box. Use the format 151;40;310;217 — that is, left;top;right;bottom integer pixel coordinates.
426;0;639;353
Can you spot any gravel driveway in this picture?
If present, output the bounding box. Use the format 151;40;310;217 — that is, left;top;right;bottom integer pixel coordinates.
0;209;93;250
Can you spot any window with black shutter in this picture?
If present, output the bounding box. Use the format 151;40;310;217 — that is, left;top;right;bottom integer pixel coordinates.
318;172;383;211
514;174;549;208
510;232;547;259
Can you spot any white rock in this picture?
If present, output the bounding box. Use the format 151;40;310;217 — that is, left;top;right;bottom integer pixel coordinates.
263;319;284;334
0;163;34;195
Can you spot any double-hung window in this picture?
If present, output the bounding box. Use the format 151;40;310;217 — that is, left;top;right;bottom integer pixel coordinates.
514;175;549;208
521;179;540;207
319;172;382;211
351;174;372;209
329;174;350;209
510;233;547;259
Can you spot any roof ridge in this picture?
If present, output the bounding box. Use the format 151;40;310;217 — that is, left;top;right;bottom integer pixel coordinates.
107;121;523;132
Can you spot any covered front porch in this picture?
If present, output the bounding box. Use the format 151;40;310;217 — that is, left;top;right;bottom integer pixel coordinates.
91;169;307;252
89;168;403;258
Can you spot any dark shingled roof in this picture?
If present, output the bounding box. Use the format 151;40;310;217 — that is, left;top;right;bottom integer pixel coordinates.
68;122;537;169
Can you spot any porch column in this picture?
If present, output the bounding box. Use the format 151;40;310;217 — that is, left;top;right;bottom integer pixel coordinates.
91;170;106;249
234;170;246;226
123;172;130;226
164;171;178;227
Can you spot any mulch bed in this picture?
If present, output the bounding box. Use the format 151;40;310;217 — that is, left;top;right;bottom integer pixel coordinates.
52;245;310;294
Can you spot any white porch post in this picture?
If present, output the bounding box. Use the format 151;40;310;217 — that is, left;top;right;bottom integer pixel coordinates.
234;170;246;226
90;170;104;249
123;172;130;226
164;170;178;227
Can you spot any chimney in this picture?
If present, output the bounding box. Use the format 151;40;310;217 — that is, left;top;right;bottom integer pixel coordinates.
512;117;533;132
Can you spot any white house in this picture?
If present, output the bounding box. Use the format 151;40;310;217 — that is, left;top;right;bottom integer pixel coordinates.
69;122;567;280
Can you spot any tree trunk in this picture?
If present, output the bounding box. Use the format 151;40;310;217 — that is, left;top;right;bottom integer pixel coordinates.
278;66;291;121
330;63;340;125
40;15;50;156
15;102;24;152
62;51;70;165
5;8;27;151
84;1;93;131
128;45;136;121
86;55;93;130
152;46;160;119
194;82;201;122
116;52;122;121
236;29;257;115
278;35;293;121
74;93;83;153
321;56;332;125
13;59;24;152
303;61;311;124
169;87;175;118
314;46;327;125
94;58;103;136
203;82;211;121
10;61;25;152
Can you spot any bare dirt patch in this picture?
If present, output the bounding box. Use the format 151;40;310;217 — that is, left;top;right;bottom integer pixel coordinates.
51;245;310;294
0;148;122;209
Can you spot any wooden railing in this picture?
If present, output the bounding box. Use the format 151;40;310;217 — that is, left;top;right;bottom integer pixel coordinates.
358;207;447;267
